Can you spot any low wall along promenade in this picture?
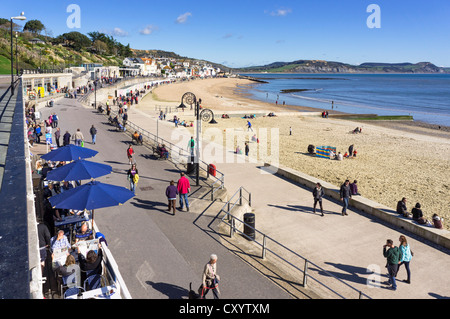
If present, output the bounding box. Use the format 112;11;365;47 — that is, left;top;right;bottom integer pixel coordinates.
264;163;450;250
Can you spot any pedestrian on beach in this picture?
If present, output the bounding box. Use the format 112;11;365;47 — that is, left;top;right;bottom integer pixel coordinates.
289;127;292;136
383;239;402;291
247;120;253;132
339;180;352;216
200;254;220;299
396;235;413;284
127;164;139;194
177;172;191;212
63;131;71;146
54;128;61;148
313;183;325;216
349;145;354;158
127;145;134;164
90;125;97;145
245;142;249;156
165;181;178;215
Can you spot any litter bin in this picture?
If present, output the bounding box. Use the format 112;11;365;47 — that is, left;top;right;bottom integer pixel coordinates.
243;213;255;240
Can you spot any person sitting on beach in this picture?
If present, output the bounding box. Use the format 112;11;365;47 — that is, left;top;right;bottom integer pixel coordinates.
329;150;336;160
251;134;258;142
336;152;343;161
432;214;444;229
353;127;360;134
411;203;431;225
344;152;349;158
396;197;409;217
350;180;360;196
235;146;242;155
353;150;358;158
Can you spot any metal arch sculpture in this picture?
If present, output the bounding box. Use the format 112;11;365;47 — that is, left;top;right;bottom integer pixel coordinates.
178;92;197;109
200;109;218;124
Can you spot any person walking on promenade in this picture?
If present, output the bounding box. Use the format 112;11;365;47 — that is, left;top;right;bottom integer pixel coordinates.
127;164;139;194
54;128;61;148
90;125;97;145
340;180;352;216
177;172;191;212
313;182;325;216
396;235;413;284
63;131;71;146
200;254;220;299
127;145;135;165
188;136;195;157
383;239;402;291
165;181;178;215
73;129;84;147
52;113;59;128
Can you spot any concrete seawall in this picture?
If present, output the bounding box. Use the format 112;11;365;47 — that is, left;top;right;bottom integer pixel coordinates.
264;162;450;250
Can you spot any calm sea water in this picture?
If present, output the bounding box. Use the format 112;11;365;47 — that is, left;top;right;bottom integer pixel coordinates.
240;73;450;127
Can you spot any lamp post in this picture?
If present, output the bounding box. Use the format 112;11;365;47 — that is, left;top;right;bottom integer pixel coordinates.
10;12;26;95
15;32;19;76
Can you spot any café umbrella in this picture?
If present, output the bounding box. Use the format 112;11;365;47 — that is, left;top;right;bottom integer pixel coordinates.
49;181;135;231
46;159;112;182
41;144;98;162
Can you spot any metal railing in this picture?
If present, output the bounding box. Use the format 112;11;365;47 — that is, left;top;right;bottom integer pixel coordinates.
104;108;226;198
218;186;372;300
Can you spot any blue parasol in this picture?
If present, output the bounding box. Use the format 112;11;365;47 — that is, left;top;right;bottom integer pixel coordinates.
41;144;98;162
46;160;112;182
49;181;135;229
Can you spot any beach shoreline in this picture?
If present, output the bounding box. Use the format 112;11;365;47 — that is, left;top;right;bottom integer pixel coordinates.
138;77;450;230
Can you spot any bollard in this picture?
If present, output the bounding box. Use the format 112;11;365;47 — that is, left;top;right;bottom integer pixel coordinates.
303;259;309;287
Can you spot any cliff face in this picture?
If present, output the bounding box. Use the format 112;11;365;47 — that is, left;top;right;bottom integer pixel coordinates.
236;60;449;74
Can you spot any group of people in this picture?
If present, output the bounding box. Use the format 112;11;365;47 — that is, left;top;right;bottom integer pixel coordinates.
329;144;358;161
396;197;444;229
312;180;359;217
383;235;414;291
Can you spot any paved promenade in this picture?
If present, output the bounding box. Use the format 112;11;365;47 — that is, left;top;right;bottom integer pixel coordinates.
37;98;293;299
38;93;450;299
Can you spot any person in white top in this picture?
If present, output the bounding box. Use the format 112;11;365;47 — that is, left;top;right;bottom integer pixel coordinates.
201;254;220;299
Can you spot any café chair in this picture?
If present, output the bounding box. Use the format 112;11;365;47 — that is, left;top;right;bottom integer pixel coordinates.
84;274;106;291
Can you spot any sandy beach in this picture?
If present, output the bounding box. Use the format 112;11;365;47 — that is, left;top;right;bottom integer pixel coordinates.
139;77;450;230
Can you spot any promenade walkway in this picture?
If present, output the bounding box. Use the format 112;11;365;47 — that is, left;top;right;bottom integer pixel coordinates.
117;96;450;299
37;98;293;299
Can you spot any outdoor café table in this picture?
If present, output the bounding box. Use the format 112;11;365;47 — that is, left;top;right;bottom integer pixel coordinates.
66;286;121;299
54;213;90;242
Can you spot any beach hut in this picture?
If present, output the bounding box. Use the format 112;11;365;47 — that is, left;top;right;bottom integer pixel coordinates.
316;146;336;159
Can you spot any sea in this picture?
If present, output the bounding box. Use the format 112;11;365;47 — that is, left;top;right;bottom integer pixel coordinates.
239;73;450;127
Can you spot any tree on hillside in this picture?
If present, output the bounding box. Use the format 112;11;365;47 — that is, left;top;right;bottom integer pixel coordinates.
55;31;92;51
23;20;45;34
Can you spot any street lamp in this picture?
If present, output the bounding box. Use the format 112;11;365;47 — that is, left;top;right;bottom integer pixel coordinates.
15;32;19;76
10;12;26;95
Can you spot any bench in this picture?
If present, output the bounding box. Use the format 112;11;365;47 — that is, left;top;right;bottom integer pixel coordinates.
152;146;169;160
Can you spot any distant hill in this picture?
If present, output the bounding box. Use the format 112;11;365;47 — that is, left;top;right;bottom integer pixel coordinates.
234;60;450;74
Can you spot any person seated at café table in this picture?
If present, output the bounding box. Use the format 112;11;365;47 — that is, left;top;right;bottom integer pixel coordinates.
52;254;77;278
78;243;103;277
75;222;94;242
51;230;72;252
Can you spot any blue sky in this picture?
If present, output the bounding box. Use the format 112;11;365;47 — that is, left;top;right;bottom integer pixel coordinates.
4;0;450;68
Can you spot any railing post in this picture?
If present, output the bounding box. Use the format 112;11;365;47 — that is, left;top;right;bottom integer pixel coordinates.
262;235;266;259
303;259;309;287
229;218;235;238
239;188;242;206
